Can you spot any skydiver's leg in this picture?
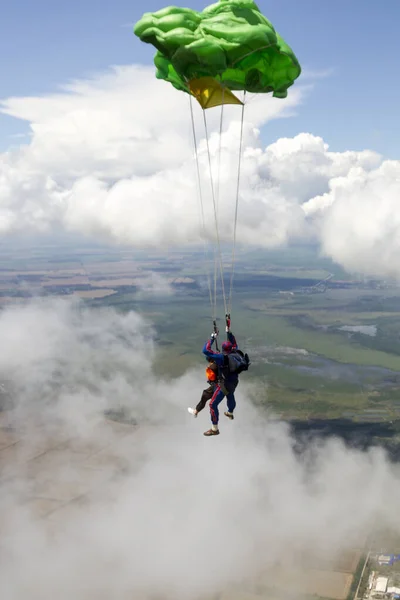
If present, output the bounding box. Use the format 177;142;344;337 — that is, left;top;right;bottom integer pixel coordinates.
224;391;236;420
188;384;214;417
204;385;224;436
196;384;214;412
209;386;224;425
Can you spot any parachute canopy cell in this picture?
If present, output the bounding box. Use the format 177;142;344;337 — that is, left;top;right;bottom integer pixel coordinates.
133;0;301;108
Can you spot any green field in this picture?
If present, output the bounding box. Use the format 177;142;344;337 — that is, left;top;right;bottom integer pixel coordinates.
2;241;400;433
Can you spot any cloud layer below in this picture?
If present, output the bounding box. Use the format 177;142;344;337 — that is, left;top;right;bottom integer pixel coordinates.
0;297;399;599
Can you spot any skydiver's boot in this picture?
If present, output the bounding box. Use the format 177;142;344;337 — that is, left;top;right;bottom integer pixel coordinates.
188;407;198;418
204;424;219;436
224;412;234;420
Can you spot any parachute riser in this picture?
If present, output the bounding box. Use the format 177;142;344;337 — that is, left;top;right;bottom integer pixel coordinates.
225;313;231;339
213;319;220;352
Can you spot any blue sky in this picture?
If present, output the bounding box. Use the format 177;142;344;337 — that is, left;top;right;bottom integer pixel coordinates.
1;0;400;157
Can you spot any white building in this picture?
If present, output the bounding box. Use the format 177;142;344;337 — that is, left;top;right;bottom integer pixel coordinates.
387;587;400;595
375;577;388;593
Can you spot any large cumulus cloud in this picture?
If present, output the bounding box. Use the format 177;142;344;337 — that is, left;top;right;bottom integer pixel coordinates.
1;63;399;277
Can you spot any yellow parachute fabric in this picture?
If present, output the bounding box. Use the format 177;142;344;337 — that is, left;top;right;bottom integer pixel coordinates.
188;77;243;110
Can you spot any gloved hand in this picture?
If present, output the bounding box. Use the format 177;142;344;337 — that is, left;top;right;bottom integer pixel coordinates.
211;332;218;339
225;325;230;333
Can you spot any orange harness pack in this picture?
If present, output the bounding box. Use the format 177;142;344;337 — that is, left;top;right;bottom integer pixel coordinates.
206;365;217;382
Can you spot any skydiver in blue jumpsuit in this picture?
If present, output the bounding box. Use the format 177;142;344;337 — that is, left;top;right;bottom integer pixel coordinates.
202;329;239;437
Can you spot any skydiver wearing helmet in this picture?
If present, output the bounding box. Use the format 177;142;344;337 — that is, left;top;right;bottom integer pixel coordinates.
201;327;245;437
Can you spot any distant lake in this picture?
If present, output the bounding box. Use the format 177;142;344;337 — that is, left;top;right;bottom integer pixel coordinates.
339;324;377;337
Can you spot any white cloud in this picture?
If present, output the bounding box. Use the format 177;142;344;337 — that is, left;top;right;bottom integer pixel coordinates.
0;297;400;599
135;271;174;296
1;64;400;277
1;66;190;180
0;65;303;182
0;297;157;432
305;161;400;277
0;64;306;246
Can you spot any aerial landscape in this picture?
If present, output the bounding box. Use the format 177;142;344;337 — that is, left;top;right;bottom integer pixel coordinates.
1;0;400;599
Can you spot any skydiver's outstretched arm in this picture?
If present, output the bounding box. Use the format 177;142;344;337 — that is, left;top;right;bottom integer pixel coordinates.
202;337;225;366
227;331;238;350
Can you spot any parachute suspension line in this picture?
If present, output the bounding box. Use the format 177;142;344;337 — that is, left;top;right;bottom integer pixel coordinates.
213;90;225;329
215;88;225;212
202;108;228;318
188;95;214;321
227;91;246;316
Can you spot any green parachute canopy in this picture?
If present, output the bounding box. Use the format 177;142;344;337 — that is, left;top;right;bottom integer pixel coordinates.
133;0;301;109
